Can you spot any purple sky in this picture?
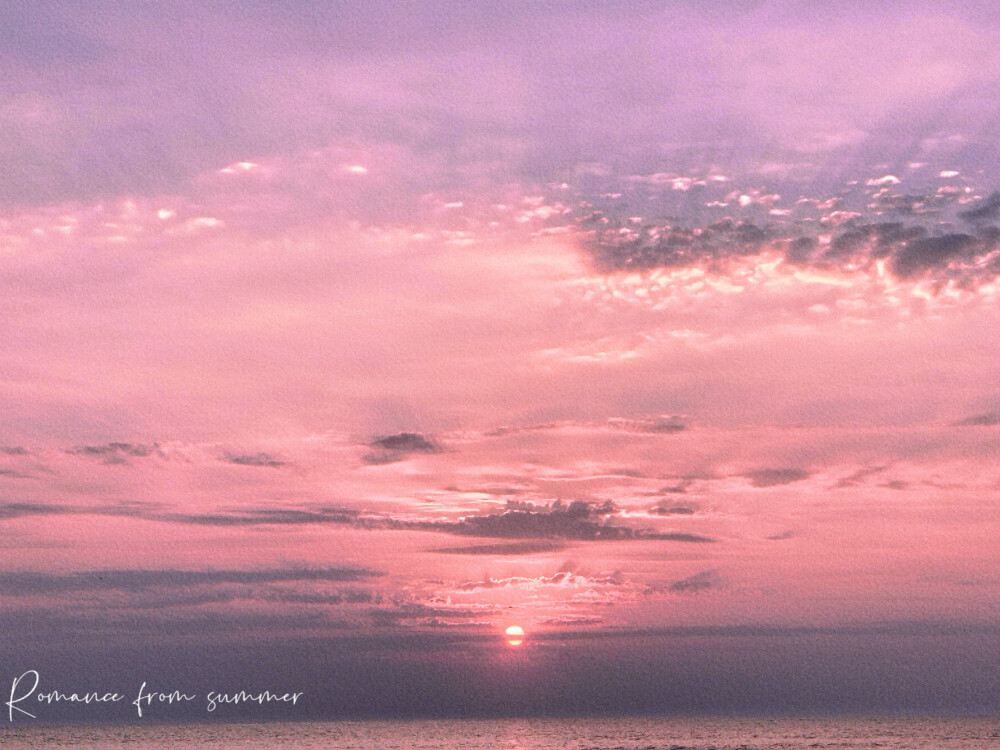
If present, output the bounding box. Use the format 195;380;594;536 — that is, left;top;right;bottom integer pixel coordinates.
2;1;1000;721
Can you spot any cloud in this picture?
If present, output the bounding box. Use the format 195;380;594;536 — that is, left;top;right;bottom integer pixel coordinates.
890;233;978;279
655;532;715;543
364;432;442;464
745;468;810;487
766;530;795;540
668;569;721;593
651;504;696;515
67;442;158;461
0;566;382;597
434;500;713;542
431;540;566;555
955;412;1000;426
959;191;1000;221
151;507;363;527
579;206;1000;288
536;615;604;626
607;415;687;433
0;502;75;519
223;451;286;468
430;501;629;540
583;218;772;273
457;570;623;592
834;465;889;488
0;492;720;544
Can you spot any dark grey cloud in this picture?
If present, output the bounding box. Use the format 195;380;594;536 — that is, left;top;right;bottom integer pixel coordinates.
151;507;363;527
223;451;286;467
881;480;909;490
668;569;720;593
537;615;604;626
0;500;159;522
834;464;889;488
431;499;713;542
657;480;692;494
574;176;1000;287
0;501;355;526
955;412;1000;426
960;191;1000;221
369;433;440;452
890;233;978;279
0;502;76;519
0;495;719;545
434;500;628;540
0;469;32;479
655;532;715;543
746;468;810;487
0;499;714;543
583;217;774;273
431;540;567;555
651;504;695;515
364;432;442;464
0;445;28;455
66;442;158;464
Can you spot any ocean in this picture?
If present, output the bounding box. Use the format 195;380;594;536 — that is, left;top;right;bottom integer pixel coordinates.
2;717;999;749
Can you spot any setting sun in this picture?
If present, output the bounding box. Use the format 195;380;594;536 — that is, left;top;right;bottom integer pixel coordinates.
505;625;525;647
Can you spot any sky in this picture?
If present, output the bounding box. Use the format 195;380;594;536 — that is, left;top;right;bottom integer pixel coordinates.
2;0;1000;723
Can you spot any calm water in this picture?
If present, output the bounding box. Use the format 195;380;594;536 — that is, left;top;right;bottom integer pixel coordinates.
2;717;1000;750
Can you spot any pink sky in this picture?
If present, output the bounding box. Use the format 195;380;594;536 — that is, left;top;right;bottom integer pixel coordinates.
2;0;1000;719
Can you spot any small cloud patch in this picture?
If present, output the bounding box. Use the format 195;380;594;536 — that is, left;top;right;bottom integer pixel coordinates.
223;452;285;468
364;432;442;464
669;569;720;593
746;468;809;487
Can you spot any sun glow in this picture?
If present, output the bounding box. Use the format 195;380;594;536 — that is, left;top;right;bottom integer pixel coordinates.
505;625;525;647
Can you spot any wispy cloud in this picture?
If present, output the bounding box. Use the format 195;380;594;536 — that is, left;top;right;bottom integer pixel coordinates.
745;468;811;488
0;566;382;596
222;451;286;467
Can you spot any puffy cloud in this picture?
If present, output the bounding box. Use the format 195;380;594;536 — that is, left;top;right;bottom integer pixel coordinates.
579;209;1000;288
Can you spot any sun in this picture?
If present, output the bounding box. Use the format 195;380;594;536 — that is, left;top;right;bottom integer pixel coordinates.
505;625;525;647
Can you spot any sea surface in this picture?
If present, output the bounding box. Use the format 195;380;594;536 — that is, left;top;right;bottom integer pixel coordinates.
2;717;1000;749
